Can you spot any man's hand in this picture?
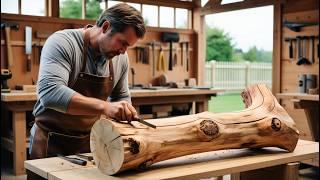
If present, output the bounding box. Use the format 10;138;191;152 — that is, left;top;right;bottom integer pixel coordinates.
103;101;138;122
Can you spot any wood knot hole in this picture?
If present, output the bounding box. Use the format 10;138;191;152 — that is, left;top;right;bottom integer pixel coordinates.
128;138;140;154
271;118;281;131
200;120;219;136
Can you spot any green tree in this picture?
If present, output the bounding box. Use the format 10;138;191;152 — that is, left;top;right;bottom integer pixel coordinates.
206;26;234;62
60;0;81;19
60;0;102;20
86;0;103;20
243;46;258;62
243;46;272;62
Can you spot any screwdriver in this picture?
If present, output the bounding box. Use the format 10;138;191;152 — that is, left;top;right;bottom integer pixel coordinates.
57;154;87;166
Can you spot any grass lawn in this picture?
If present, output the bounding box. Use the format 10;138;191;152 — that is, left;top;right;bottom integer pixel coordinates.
208;93;246;113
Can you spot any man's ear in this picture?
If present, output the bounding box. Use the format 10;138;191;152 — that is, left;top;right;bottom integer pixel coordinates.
101;21;110;33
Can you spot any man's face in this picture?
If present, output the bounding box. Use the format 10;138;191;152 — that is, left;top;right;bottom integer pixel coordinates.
98;26;138;59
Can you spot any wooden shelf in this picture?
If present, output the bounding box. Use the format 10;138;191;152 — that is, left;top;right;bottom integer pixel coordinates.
276;93;319;101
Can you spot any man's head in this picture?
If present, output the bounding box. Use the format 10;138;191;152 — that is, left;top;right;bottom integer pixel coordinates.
95;3;146;59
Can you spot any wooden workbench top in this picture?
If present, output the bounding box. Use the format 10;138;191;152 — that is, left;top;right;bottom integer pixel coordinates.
276;93;319;101
1;88;222;102
24;139;319;180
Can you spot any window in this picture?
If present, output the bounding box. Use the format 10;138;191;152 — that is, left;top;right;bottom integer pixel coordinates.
1;0;45;16
159;6;174;28
107;0;122;8
1;0;19;14
176;8;188;29
21;0;45;16
86;0;103;20
126;3;141;12
60;0;82;19
142;4;158;27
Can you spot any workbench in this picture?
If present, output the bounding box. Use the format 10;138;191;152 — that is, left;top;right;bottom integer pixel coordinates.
24;140;319;180
1;88;221;175
276;93;319;141
276;93;319;167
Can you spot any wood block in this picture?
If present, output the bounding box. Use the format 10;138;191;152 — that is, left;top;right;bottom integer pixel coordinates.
154;111;169;118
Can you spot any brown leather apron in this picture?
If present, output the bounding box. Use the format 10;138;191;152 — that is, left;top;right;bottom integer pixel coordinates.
30;26;114;159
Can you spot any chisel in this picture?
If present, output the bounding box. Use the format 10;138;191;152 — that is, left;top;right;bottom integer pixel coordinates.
57;154;87;166
133;117;156;129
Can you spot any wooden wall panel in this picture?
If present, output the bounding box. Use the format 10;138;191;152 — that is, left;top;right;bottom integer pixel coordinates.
279;0;319;142
1;14;196;89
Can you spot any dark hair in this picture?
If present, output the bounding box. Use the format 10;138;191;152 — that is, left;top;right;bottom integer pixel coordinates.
96;3;146;38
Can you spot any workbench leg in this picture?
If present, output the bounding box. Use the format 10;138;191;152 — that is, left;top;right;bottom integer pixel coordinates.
13;111;26;175
283;162;299;180
304;109;319;141
230;173;240;180
239;162;300;180
196;101;208;113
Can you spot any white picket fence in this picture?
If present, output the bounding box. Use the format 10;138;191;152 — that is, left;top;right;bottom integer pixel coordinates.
205;61;272;91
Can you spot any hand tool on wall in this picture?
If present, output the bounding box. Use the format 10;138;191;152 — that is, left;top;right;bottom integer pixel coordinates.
25;26;32;72
146;40;161;77
310;36;315;64
1;22;19;69
186;42;189;71
296;36;311;65
1;69;12;93
284;37;295;59
157;46;166;72
162;32;180;71
283;21;318;32
180;42;184;66
174;47;178;66
130;67;135;88
57;154;87;166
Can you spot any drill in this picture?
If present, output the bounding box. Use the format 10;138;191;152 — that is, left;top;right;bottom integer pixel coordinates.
1;69;12;93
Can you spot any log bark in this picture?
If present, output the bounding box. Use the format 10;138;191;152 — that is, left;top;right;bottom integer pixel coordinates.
90;84;299;175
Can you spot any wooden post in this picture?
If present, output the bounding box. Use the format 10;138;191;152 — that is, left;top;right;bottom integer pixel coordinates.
90;84;300;175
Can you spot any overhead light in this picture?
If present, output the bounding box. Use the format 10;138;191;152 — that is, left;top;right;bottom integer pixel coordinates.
221;0;245;5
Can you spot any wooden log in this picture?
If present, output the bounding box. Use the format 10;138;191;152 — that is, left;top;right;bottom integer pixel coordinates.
90;84;300;175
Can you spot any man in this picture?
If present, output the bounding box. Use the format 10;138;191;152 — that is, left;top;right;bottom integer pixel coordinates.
29;3;145;161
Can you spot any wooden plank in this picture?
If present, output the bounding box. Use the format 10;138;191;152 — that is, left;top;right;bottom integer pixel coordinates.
25;140;319;180
13;111;26;175
25;155;95;179
272;2;282;95
276;93;319;101
200;0;276;16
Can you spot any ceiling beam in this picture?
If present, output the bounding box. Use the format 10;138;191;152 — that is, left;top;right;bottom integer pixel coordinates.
200;0;277;16
119;0;195;9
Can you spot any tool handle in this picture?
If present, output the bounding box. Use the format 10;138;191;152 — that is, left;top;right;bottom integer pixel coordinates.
169;42;173;70
58;155;87;166
5;27;13;68
27;55;32;72
289;41;293;59
297;36;302;58
68;157;87;166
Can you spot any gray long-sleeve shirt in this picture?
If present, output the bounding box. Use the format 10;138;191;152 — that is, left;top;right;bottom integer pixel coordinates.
33;28;131;117
30;28;131;154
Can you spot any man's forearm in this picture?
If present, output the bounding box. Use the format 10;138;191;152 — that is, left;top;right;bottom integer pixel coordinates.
66;92;106;115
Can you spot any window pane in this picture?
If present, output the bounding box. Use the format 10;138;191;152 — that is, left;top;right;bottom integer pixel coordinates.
60;0;82;19
160;6;174;28
21;0;45;16
1;0;18;14
108;1;122;8
86;0;103;20
126;3;141;12
176;8;188;29
142;5;158;27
